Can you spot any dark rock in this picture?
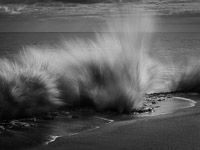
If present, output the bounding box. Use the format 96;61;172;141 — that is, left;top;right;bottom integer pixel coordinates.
152;101;156;104
0;126;5;130
10;120;31;128
154;106;160;108
72;115;79;119
51;112;59;116
135;107;153;113
60;111;70;116
41;115;54;120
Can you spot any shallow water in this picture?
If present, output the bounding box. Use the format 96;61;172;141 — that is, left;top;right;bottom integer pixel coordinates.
0;111;112;150
138;96;196;117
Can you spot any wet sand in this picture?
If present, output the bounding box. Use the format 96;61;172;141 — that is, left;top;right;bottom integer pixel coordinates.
0;112;112;150
0;93;196;150
26;94;199;150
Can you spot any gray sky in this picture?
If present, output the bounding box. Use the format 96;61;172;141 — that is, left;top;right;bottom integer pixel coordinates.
0;0;200;32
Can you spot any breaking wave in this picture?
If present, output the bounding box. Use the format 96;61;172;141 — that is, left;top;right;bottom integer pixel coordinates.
0;8;185;120
168;58;200;93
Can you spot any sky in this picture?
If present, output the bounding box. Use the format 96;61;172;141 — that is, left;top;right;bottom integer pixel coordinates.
0;0;200;32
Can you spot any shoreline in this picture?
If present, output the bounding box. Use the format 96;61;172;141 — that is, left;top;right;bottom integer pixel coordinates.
30;94;200;150
44;93;197;146
0;93;198;150
44;116;114;145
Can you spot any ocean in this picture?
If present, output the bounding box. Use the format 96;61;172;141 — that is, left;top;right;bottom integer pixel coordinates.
0;32;199;149
1;32;200;59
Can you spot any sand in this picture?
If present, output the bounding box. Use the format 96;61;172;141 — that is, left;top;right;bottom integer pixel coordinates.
24;94;200;150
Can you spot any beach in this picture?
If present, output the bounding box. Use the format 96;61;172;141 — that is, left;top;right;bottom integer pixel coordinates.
26;94;200;150
0;32;200;150
1;0;200;149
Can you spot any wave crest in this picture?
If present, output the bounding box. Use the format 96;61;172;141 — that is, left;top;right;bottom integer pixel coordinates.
0;9;162;119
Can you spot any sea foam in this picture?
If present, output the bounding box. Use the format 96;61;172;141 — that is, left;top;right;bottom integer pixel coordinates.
0;9;164;119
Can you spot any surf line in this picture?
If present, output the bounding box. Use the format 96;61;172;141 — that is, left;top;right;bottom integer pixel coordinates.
173;96;197;108
81;116;114;133
94;116;114;124
44;135;62;145
44;116;113;145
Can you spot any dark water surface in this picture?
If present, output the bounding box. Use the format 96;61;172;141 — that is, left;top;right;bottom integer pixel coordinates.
0;32;200;61
0;32;95;57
